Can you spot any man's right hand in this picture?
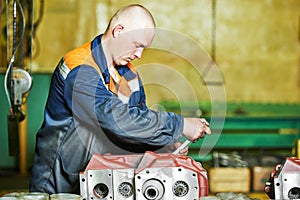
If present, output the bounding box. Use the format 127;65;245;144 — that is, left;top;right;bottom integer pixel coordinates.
182;117;211;142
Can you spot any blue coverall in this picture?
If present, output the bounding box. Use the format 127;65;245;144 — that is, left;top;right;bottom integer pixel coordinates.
29;34;184;194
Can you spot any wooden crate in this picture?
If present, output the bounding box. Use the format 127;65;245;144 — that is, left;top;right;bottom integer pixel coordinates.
209;167;251;193
252;166;274;192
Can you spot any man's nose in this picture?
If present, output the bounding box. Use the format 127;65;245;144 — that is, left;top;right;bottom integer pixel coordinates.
134;48;144;59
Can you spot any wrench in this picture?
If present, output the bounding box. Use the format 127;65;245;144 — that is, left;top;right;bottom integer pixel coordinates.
172;140;191;154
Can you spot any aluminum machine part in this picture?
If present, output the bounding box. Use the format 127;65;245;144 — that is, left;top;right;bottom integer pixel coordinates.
135;151;208;198
86;169;113;199
81;168;135;199
80;151;208;200
80;154;143;200
265;157;300;199
135;167;199;200
113;168;135;200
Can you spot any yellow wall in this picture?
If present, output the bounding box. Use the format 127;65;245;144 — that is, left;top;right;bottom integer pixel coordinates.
3;0;299;104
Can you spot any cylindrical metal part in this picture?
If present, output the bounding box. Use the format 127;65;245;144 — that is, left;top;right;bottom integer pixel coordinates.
142;179;164;200
93;183;109;199
118;182;133;198
173;180;189;197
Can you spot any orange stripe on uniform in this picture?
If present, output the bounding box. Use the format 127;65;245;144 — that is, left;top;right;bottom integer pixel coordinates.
64;42;101;75
127;62;137;75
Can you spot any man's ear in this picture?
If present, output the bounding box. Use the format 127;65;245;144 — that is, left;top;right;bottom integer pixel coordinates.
112;24;124;38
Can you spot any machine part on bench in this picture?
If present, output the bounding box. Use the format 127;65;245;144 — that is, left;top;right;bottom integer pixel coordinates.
265;157;300;200
79;173;88;199
118;181;134;198
87;169;113;199
94;183;109;198
80;154;143;200
135;167;198;200
141;178;164;200
288;187;300;199
80;151;208;199
173;180;189;197
113;168;135;199
135;151;208;198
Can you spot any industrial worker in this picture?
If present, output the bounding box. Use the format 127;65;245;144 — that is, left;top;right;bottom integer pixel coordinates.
30;4;211;194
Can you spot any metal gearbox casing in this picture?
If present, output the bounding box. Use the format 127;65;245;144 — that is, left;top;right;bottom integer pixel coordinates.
80;151;208;200
80;154;141;200
80;168;135;200
279;173;300;199
265;157;300;200
87;169;113;199
135;167;199;200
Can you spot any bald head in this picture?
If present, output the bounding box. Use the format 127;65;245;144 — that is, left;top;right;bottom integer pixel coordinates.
105;4;156;34
102;4;156;67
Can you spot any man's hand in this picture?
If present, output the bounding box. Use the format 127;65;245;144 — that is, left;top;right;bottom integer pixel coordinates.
172;141;189;155
183;117;211;142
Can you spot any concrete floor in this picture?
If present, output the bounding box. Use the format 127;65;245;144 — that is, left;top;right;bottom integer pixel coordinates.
0;169;29;196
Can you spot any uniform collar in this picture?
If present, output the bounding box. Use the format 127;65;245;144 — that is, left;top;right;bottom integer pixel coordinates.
91;34;110;84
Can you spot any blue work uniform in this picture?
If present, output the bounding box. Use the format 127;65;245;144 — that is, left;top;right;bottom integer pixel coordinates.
29;34;183;194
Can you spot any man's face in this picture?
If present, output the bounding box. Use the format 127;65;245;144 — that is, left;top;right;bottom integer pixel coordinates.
111;28;155;66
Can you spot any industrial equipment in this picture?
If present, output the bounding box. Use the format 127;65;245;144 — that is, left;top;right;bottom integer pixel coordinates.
265;157;300;199
80;151;208;200
3;0;33;157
